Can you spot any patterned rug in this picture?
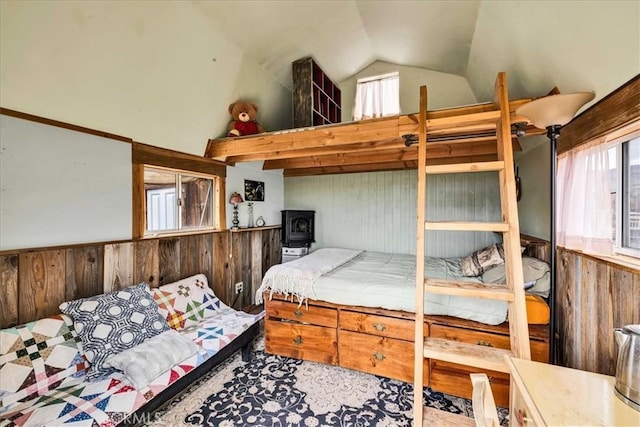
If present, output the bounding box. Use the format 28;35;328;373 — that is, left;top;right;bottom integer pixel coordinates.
151;336;508;426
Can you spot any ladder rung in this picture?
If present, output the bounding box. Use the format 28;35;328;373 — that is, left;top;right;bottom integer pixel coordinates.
424;278;515;301
423;338;513;373
425;221;509;232
424;161;505;175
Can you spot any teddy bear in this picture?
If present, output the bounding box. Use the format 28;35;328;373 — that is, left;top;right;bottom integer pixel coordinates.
227;101;265;137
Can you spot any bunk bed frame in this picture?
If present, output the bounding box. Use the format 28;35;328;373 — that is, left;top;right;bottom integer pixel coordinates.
205;72;549;410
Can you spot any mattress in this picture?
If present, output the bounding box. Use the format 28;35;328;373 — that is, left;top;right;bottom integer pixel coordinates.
261;249;509;325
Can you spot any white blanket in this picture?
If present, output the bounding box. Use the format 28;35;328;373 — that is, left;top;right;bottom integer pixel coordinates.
255;248;363;305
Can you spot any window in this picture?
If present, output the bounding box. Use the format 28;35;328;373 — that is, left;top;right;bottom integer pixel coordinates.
143;167;215;235
353;72;400;121
607;123;640;257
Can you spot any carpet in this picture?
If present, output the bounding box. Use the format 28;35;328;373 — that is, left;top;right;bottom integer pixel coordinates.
150;337;508;426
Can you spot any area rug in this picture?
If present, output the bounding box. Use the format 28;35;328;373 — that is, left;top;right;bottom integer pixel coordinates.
150;337;508;426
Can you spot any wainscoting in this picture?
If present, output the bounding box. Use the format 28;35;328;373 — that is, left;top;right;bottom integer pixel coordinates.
0;227;281;329
557;248;640;375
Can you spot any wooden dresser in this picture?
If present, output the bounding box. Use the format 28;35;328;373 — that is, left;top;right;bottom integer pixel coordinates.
265;294;549;407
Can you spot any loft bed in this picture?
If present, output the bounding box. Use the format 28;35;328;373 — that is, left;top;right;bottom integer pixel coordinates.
205;92;546;177
205;72;551;407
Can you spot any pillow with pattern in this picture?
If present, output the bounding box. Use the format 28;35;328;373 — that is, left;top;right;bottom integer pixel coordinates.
152;274;224;330
59;282;169;381
460;243;505;277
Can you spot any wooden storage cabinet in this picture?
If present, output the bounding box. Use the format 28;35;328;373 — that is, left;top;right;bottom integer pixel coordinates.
338;329;418;383
265;320;337;365
292;56;341;127
264;296;550;408
265;297;338;365
428;321;549;407
338;310;429;384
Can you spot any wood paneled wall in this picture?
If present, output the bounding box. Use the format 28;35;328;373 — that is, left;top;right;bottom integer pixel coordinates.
0;228;281;329
557;248;640;375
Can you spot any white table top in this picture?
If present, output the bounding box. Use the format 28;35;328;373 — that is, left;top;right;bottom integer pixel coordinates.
508;357;640;426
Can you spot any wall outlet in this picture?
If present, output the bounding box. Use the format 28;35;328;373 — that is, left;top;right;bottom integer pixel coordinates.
235;281;244;294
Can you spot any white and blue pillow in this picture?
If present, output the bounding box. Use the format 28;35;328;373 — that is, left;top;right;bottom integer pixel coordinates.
59;282;169;381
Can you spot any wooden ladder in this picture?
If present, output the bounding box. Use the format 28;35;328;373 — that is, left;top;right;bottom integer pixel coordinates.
413;72;531;425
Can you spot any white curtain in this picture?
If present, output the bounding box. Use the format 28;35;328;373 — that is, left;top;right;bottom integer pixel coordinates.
557;142;613;254
353;75;400;121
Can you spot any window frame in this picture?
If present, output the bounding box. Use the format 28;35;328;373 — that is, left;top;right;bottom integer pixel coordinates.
142;166;218;236
353;71;400;121
606;121;640;258
131;142;226;239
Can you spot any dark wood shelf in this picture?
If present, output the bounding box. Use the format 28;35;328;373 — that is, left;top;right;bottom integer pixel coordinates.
293;57;342;128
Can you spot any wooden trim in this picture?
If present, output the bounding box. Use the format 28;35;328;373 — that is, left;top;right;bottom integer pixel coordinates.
132;163;145;239
559;246;640;275
558;74;640;154
216;177;226;230
132;141;226;177
0;107;132;143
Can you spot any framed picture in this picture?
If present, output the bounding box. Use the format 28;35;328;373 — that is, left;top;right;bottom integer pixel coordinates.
244;179;265;202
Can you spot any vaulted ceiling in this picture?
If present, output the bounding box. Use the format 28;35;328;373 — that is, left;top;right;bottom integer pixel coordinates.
194;0;638;104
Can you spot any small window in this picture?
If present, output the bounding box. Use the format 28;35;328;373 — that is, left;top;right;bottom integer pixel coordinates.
144;167;215;235
353;72;400;121
608;127;640;257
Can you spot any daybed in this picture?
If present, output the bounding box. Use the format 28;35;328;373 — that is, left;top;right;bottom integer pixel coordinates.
0;274;264;427
256;246;551;407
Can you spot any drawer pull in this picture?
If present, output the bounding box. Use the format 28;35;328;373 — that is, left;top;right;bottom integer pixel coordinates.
476;340;494;347
293;335;304;345
373;351;386;361
293;309;304;318
373;322;386;331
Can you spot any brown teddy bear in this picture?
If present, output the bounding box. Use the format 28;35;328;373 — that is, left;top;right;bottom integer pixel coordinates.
227;101;265;137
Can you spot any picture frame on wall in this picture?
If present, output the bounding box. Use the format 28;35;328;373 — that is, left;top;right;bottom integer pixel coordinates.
244;179;265;202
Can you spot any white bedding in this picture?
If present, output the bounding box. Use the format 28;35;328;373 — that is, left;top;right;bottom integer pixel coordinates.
258;248;508;325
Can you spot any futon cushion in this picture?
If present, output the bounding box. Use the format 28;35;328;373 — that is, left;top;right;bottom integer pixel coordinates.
0;314;87;410
104;329;198;390
152;274;224;330
460;244;505;276
59;282;169;381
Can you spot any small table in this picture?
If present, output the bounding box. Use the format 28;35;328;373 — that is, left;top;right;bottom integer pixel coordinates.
506;357;640;426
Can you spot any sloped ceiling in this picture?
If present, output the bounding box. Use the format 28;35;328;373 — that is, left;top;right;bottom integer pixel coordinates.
194;0;638;105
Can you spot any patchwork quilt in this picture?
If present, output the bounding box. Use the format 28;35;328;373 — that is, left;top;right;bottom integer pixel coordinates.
0;276;264;427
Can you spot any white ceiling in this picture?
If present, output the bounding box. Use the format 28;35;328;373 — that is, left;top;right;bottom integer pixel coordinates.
194;0;638;104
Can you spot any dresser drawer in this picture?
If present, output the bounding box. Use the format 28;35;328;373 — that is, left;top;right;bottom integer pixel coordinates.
430;324;548;362
266;298;337;328
265;319;337;365
338;329;428;384
339;311;417;341
430;359;510;408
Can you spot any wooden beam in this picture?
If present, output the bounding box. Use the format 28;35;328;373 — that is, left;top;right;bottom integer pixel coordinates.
205;97;540;163
558;74;640;154
228;137;405;163
133;141;226;177
266;138;520;171
264;139;513;170
282;154;498;177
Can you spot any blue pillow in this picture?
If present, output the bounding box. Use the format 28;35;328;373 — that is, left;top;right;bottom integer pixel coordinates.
60;282;169;381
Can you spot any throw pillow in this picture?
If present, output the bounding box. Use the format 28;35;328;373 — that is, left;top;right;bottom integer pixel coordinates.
481;256;551;298
0;314;87;409
59;282;169;381
460;244;505;277
104;329;199;390
152;274;224;330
